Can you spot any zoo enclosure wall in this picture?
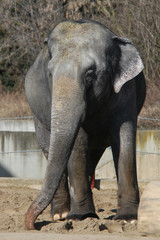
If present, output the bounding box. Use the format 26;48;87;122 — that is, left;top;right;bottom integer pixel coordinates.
0;117;160;180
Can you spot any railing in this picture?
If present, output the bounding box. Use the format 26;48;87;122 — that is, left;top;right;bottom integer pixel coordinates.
0;116;160;121
138;117;160;122
0;148;160;156
0;116;160;156
0;116;33;120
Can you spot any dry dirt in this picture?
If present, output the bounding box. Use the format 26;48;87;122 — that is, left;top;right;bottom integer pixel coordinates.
0;179;158;240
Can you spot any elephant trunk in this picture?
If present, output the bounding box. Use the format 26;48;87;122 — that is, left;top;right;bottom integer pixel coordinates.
25;75;85;230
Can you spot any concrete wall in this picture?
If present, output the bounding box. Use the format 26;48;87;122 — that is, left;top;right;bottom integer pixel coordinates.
136;130;160;180
95;130;160;181
0;119;47;178
0;119;160;180
0;131;47;178
0;119;35;132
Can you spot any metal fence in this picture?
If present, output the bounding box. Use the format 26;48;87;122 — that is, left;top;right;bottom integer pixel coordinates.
0;116;160;156
0;116;160;121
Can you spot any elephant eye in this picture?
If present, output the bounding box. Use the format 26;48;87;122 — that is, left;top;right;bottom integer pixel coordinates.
85;69;96;88
48;50;52;59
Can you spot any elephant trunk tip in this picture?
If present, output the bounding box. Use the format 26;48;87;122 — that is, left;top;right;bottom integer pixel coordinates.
25;206;39;230
25;192;53;230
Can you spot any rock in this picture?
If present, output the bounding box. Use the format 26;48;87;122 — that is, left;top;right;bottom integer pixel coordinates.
99;223;108;231
107;222;123;233
138;181;160;236
64;221;73;231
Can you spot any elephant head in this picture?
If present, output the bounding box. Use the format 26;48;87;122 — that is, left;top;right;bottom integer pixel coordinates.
25;19;144;230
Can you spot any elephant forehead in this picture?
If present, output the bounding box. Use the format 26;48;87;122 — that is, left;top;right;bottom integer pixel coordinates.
53;22;95;37
49;21;111;65
51;21;107;46
54;41;90;62
51;35;105;62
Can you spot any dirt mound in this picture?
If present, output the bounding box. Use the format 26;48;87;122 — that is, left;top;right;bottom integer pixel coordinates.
0;182;138;236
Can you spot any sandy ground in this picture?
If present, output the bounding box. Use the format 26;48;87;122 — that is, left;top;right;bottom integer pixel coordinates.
0;179;158;240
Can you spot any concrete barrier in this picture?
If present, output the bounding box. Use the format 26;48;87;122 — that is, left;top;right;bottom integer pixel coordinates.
0;120;47;178
138;181;160;236
0;131;47;178
0;119;34;132
96;130;160;181
0;119;160;180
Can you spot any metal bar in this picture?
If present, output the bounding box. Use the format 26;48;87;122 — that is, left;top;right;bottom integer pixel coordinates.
0;116;33;120
136;150;160;155
0;149;42;154
0;116;160;121
0;149;160;155
138;117;160;122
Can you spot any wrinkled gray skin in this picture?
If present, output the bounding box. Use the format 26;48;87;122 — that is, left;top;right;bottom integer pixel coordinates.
25;19;146;230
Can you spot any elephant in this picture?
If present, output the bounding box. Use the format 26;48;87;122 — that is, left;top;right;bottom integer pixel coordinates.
24;19;146;230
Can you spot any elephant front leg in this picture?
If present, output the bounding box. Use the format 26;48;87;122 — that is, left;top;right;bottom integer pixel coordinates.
67;128;98;220
110;120;139;220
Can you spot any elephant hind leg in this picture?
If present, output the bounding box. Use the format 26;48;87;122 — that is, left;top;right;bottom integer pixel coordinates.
87;147;107;187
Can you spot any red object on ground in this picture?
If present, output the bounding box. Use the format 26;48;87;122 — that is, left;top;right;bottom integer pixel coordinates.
91;173;95;189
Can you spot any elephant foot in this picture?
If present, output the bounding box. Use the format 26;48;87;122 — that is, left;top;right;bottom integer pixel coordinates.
53;211;69;221
114;204;138;220
67;190;97;220
51;199;70;221
51;169;70;221
67;212;99;220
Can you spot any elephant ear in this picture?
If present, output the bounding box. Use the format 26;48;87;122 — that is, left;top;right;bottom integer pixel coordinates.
112;36;144;93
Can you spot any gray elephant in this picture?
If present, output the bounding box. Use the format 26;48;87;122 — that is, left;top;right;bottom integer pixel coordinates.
25;19;146;230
